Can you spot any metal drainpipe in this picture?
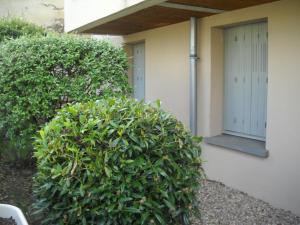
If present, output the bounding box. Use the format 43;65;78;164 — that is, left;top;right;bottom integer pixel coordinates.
190;17;198;135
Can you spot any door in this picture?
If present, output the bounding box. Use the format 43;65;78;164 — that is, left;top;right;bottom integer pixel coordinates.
224;22;268;140
133;43;145;101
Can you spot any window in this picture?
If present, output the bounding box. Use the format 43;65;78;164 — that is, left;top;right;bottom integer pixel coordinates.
224;22;268;141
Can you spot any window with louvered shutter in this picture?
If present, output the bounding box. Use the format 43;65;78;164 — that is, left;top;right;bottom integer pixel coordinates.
224;22;268;140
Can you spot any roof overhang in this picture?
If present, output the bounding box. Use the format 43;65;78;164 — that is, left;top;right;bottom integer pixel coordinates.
71;0;279;35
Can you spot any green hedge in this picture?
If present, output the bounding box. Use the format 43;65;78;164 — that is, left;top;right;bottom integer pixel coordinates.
33;97;203;225
0;18;46;43
0;35;130;163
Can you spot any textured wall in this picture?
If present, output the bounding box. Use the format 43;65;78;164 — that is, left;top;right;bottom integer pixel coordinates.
0;0;64;32
64;0;145;32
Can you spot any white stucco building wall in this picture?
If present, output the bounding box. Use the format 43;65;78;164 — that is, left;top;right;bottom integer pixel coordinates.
199;0;300;215
123;0;300;215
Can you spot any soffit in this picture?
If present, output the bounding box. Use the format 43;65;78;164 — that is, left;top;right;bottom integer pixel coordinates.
78;0;278;35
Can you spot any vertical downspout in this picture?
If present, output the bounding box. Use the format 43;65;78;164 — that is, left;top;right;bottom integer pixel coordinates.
190;17;198;135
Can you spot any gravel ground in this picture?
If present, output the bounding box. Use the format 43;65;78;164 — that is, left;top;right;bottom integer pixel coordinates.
0;217;17;225
1;161;299;225
194;180;300;225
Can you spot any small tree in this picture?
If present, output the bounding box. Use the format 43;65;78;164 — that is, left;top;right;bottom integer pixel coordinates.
33;97;203;225
0;35;130;164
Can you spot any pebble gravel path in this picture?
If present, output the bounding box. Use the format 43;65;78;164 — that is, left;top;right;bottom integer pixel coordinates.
194;180;300;225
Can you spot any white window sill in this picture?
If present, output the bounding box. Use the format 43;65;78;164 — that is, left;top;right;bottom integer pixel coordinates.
204;134;269;158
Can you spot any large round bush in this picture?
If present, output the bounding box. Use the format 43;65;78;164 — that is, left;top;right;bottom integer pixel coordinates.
0;18;46;43
0;35;130;163
33;97;203;225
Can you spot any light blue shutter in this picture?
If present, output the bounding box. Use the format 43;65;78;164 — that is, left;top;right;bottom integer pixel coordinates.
242;24;253;135
133;43;145;101
224;26;245;134
224;22;267;140
224;26;252;135
250;23;268;138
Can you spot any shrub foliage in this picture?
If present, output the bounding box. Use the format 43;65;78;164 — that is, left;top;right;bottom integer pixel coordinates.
33;97;203;225
0;35;130;162
0;18;46;43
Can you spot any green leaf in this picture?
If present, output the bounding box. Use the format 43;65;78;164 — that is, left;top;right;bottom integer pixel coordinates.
163;199;176;211
154;213;166;225
104;166;112;177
